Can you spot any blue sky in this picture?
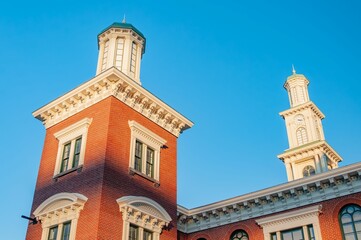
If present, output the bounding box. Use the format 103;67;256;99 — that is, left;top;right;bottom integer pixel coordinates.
1;1;361;239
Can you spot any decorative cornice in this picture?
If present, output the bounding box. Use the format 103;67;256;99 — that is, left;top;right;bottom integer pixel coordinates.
128;120;166;147
277;140;342;164
177;162;361;233
279;101;325;119
117;196;171;234
256;204;322;227
54;118;92;140
32;67;193;137
33;192;88;228
284;73;309;89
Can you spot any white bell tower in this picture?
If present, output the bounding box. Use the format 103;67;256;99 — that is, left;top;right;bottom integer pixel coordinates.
278;68;342;181
96;20;146;84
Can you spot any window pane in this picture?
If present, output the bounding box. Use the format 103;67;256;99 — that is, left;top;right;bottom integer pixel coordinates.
146;148;154;178
308;225;315;240
342;214;353;224
130;42;137;73
61;221;71;240
281;227;304;240
345;233;357;240
270;233;278;240
101;40;109;71
129;225;139;240
355;221;361;232
135;141;143;172
354;211;361;221
143;230;153;240
231;230;249;240
282;231;292;240
61;143;71;172
343;223;355;234
72;137;82;168
48;226;58;240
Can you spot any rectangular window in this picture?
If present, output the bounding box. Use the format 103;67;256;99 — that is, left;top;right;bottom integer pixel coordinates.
129;120;166;182
72;137;82;168
135;140;143;172
271;225;316;240
270;233;277;240
133;139;157;179
308;225;315;240
146;148;154;178
130;42;137;73
115;38;124;70
47;221;71;240
143;229;153;240
281;227;304;240
48;226;58;240
60;143;71;172
54;118;92;177
101;40;109;71
129;225;139;240
60;137;82;173
61;221;71;240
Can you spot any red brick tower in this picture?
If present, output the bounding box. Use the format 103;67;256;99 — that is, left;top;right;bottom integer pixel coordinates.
26;21;192;240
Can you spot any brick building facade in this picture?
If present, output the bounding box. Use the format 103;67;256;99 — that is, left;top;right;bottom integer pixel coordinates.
25;22;361;240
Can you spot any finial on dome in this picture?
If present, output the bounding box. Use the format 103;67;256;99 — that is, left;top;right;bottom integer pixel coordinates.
292;64;296;75
122;14;126;23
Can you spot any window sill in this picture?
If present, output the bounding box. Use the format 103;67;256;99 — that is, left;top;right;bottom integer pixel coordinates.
53;165;83;181
129;168;160;187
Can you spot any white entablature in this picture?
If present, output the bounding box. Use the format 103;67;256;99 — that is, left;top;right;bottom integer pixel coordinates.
177;161;361;234
32;67;193;137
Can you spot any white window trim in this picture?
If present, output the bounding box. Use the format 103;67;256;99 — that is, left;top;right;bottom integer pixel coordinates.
256;205;322;240
128;120;166;182
117;196;172;240
33;192;88;240
53;118;92;176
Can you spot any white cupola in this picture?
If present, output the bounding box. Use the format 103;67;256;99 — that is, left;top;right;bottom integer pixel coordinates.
96;20;146;84
283;67;310;107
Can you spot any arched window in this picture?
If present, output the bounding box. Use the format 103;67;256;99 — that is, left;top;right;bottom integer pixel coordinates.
296;127;308;146
117;196;171;240
33;192;88;240
230;230;249;240
339;204;361;240
303;165;315;177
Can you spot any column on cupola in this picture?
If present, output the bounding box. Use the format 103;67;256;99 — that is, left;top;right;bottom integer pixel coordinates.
96;41;106;75
314;153;321;174
285;162;294;181
291;162;296;180
134;43;143;81
121;38;131;75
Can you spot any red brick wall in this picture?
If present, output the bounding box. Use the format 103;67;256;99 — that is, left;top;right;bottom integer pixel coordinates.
26;96;179;240
318;192;361;240
96;97;178;239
